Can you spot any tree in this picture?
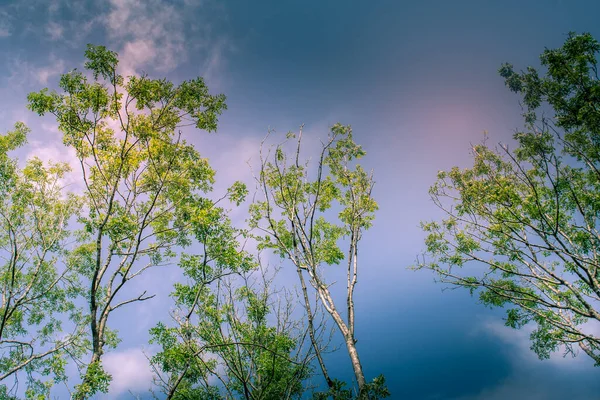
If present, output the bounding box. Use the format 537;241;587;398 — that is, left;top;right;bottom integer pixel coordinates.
0;123;85;398
250;125;387;399
27;44;227;398
419;32;600;365
151;263;315;400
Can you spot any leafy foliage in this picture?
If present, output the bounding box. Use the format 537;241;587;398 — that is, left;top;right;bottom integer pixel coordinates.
313;375;390;400
151;267;313;399
420;32;600;365
1;42;390;399
0;123;85;398
27;44;229;398
251;125;385;398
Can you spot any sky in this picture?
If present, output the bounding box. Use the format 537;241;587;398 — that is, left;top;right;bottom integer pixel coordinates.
1;0;600;398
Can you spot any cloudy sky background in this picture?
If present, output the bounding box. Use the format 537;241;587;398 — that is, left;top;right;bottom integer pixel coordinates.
1;0;600;398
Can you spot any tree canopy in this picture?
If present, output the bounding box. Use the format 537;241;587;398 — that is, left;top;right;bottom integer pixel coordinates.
0;122;84;398
420;32;600;365
26;44;234;398
0;44;387;399
250;125;388;399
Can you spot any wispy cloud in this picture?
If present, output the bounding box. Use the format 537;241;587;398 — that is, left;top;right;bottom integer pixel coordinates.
102;347;154;398
453;318;598;400
102;0;233;83
199;37;233;89
103;0;187;76
45;20;64;40
35;58;66;85
8;55;66;87
0;0;98;47
0;10;12;37
26;121;82;191
479;319;591;368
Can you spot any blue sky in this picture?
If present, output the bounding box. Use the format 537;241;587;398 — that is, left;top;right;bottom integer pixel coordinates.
1;0;600;398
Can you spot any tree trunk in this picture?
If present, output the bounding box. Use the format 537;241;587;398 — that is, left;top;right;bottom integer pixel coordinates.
296;266;333;388
73;325;105;400
345;333;367;398
317;288;368;398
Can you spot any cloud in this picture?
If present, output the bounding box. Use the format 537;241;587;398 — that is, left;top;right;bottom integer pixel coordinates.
102;347;154;397
45;20;63;40
35;58;66;85
120;39;159;75
453;378;555;400
0;1;98;47
103;0;187;76
453;318;599;400
47;0;60;14
101;0;232;82
199;37;232;89
0;10;11;37
479;318;591;368
26;122;83;192
8;55;66;88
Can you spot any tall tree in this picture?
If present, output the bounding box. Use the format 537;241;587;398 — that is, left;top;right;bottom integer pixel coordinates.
250;125;387;399
419;32;600;365
27;44;227;398
0;123;85;398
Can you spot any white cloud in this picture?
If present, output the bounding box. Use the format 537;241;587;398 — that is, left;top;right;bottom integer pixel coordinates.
454;377;551;400
26;122;83;192
0;0;101;48
8;55;66;88
453;318;598;400
47;0;60;14
479;318;592;368
35;58;66;85
120;39;158;76
101;0;232;83
183;0;206;6
104;0;187;76
102;347;154;397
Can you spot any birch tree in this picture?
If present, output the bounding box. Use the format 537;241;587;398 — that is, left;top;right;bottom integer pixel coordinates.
250;125;388;399
419;32;600;365
27;44;227;398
